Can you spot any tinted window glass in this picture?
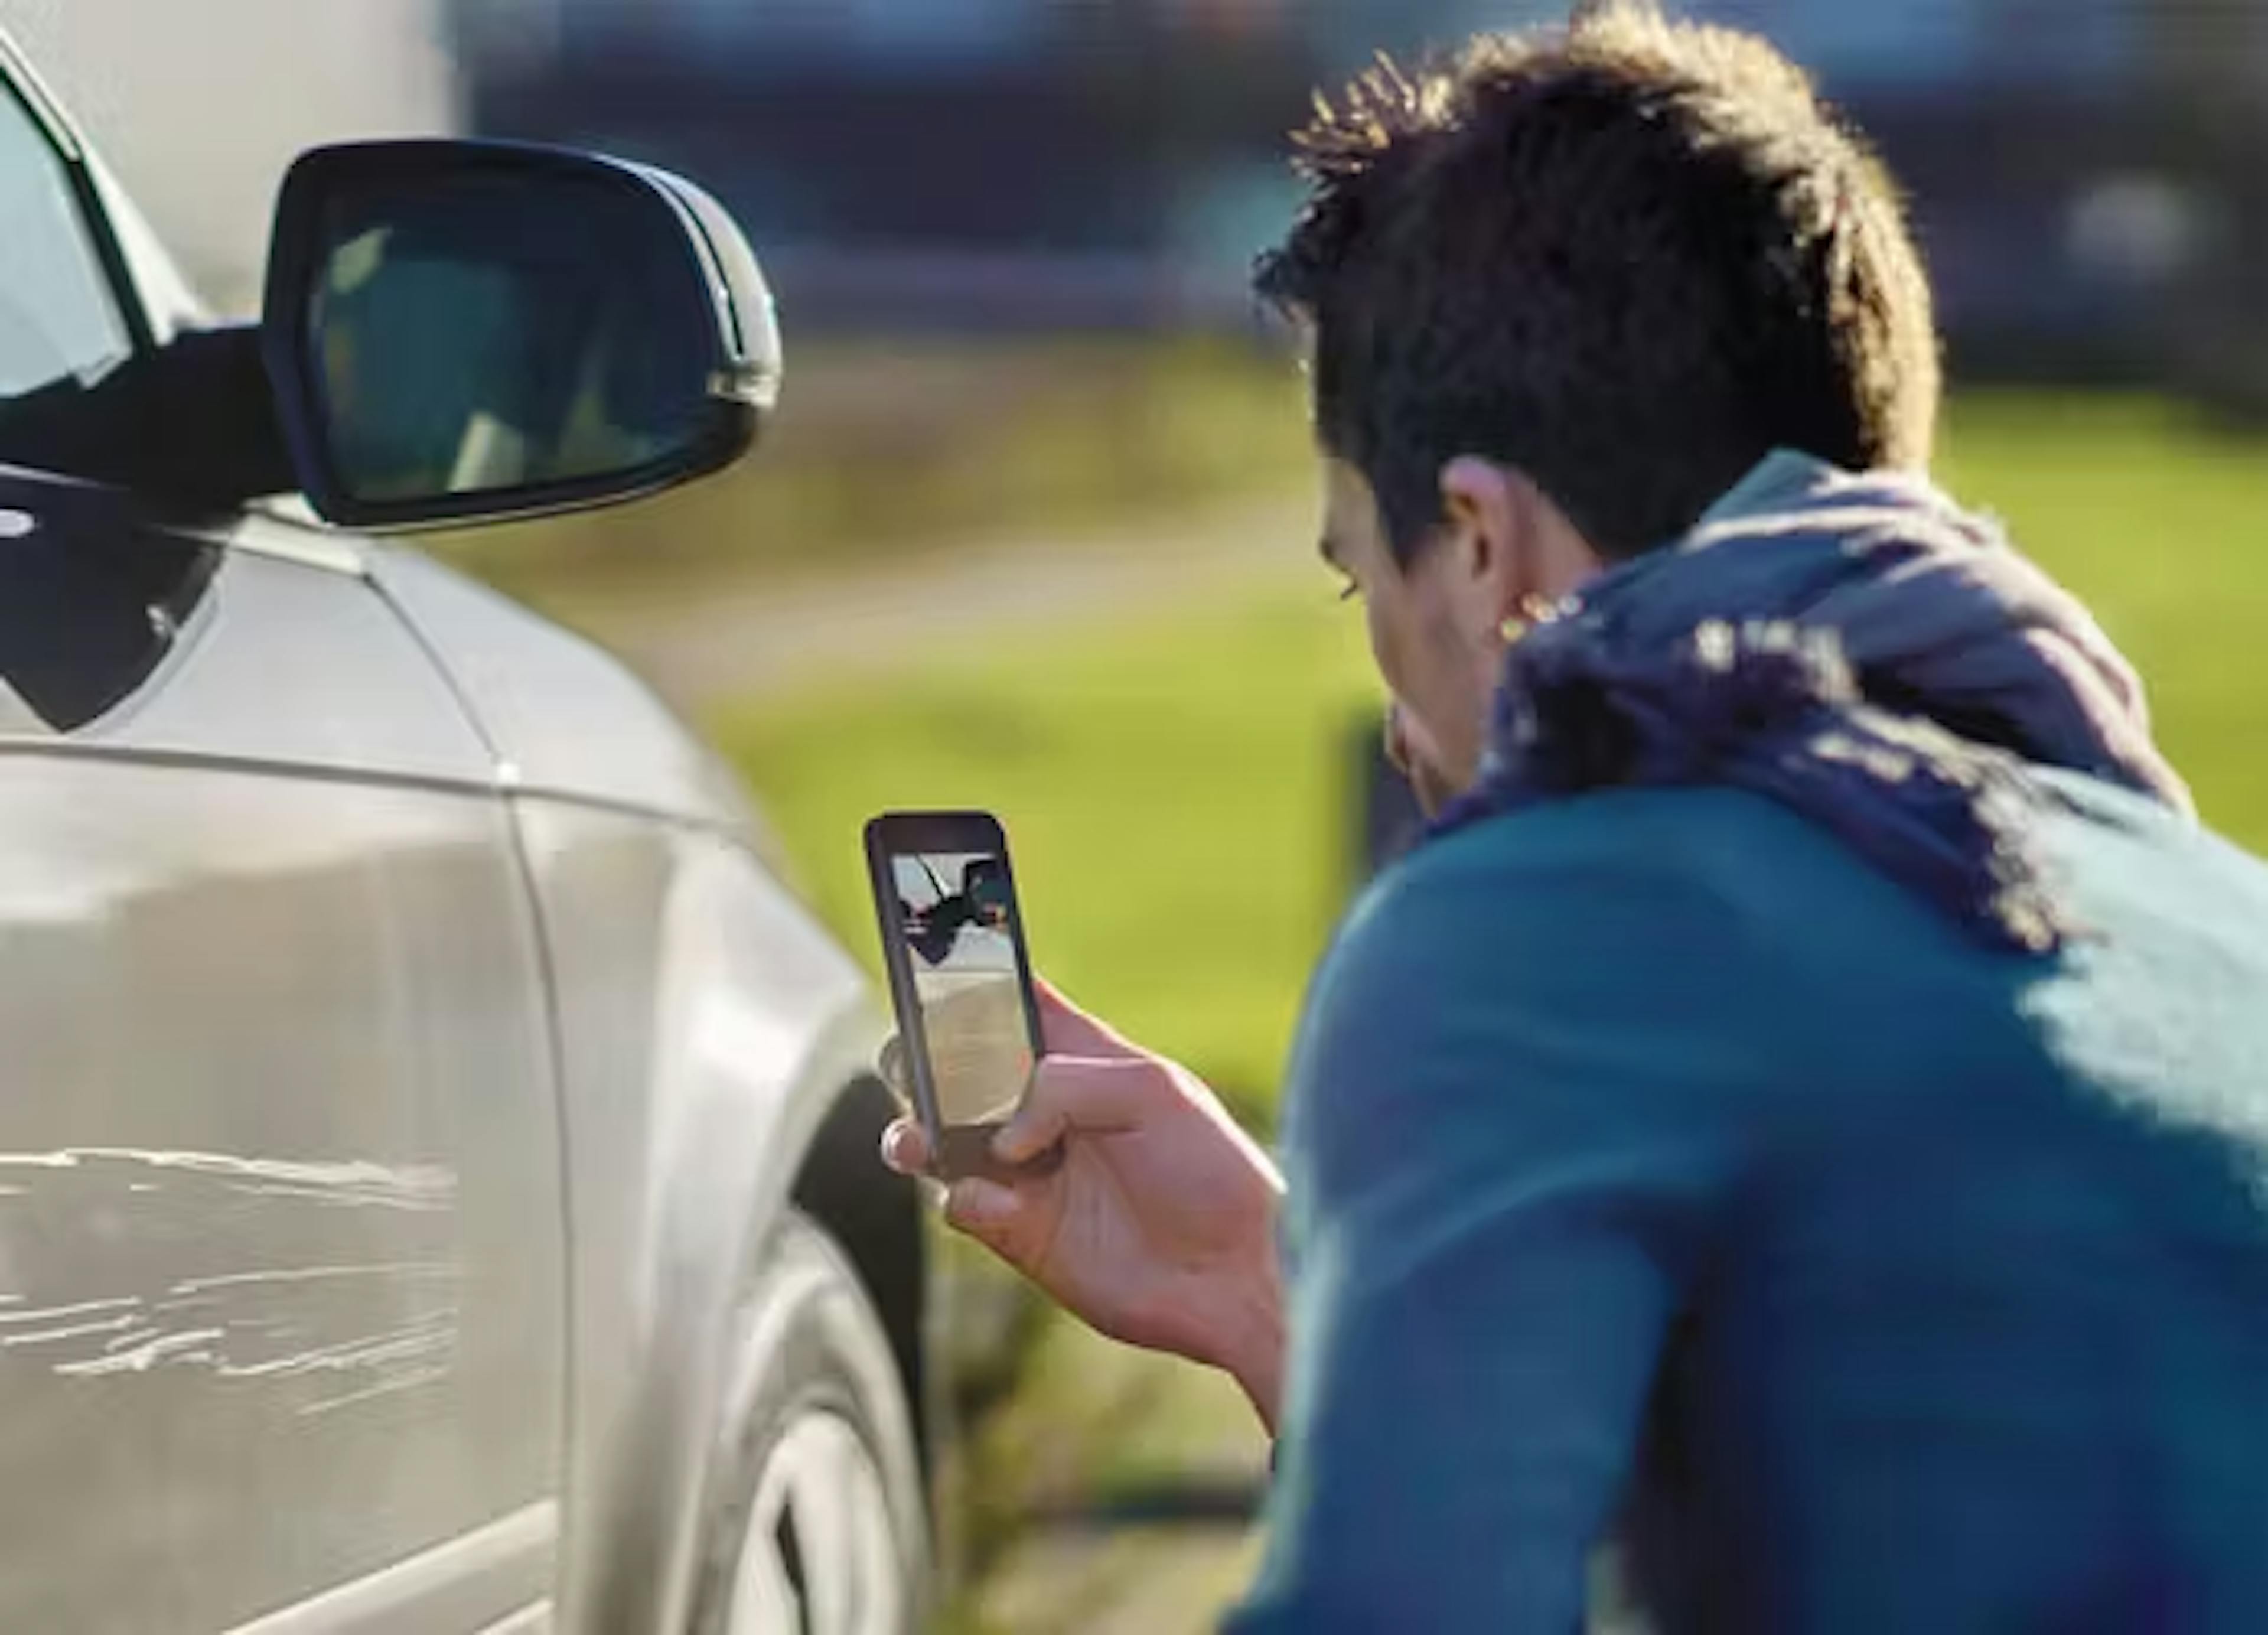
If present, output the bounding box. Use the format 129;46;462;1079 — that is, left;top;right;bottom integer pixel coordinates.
0;86;130;398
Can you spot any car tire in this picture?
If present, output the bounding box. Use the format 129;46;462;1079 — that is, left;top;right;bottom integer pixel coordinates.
688;1209;929;1635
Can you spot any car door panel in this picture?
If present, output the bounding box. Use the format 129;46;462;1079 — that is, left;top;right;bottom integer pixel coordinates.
504;802;876;1634
0;471;565;1631
366;547;755;826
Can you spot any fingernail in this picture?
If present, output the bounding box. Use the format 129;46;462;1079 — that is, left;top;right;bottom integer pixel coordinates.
947;1180;1015;1228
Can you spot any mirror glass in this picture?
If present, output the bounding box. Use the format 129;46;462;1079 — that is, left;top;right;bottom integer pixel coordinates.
302;169;721;507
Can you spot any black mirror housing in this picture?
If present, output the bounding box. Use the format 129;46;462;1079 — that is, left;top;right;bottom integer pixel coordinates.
262;140;780;532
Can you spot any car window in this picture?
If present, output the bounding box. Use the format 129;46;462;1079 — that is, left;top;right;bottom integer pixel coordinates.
0;84;131;398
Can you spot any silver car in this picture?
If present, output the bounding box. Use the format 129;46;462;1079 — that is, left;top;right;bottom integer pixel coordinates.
0;30;928;1635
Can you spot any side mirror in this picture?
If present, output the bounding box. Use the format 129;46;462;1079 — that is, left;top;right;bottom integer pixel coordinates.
262;140;780;531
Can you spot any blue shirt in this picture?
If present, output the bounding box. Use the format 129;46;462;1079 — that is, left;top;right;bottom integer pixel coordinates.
1227;774;2268;1631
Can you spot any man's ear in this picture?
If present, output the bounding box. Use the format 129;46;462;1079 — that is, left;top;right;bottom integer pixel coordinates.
1438;456;1532;627
1441;456;1606;617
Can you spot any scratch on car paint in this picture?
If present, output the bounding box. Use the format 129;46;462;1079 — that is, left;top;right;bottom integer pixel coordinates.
172;1262;458;1295
0;1148;464;1412
224;1181;450;1212
2;1315;138;1349
301;1362;452;1418
0;1148;456;1204
0;1297;140;1325
59;1328;227;1376
6;1278;464;1406
218;1310;455;1380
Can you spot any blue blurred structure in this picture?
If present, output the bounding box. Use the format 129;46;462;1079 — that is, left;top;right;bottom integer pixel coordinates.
454;0;1327;328
451;0;2268;402
1699;0;2268;401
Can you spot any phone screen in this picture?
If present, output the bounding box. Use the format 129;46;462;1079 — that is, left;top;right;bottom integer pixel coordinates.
868;817;1042;1139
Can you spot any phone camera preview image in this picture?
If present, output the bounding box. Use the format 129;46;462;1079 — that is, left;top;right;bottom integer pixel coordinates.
893;851;1034;1128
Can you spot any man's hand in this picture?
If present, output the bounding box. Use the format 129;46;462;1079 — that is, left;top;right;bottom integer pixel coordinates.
881;982;1287;1431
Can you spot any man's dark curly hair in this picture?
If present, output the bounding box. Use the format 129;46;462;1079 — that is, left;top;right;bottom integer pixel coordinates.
1254;3;1940;563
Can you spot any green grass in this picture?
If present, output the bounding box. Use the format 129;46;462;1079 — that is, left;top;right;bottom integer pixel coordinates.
436;334;1311;627
713;390;2268;1125
713;589;1381;1116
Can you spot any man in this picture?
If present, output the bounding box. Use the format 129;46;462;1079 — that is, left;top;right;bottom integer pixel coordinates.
885;7;2268;1628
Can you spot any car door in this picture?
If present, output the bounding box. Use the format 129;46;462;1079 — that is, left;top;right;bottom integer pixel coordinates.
0;61;566;1635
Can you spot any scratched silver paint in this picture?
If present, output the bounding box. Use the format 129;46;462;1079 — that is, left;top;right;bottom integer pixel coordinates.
0;1149;458;1412
0;533;891;1634
0;537;565;1632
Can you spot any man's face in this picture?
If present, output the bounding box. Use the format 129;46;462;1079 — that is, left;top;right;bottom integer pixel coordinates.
1319;460;1498;815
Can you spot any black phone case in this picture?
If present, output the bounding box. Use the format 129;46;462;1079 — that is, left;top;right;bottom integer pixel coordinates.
863;810;1047;1181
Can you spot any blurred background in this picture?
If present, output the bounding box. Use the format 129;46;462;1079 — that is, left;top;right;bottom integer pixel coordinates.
12;0;2267;1628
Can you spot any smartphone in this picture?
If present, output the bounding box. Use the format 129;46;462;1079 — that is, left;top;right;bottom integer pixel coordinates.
864;810;1045;1180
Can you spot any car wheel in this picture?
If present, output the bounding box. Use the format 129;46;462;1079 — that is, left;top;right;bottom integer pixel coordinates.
689;1210;928;1635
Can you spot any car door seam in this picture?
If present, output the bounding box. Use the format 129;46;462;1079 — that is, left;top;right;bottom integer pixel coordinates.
493;792;583;1587
361;561;760;842
363;545;584;1573
0;736;496;799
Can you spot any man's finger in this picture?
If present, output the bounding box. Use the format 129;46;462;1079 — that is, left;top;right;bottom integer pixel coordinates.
877;1035;912;1101
1033;978;1135;1058
994;1054;1158;1164
879;1117;931;1177
942;1177;1030;1261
